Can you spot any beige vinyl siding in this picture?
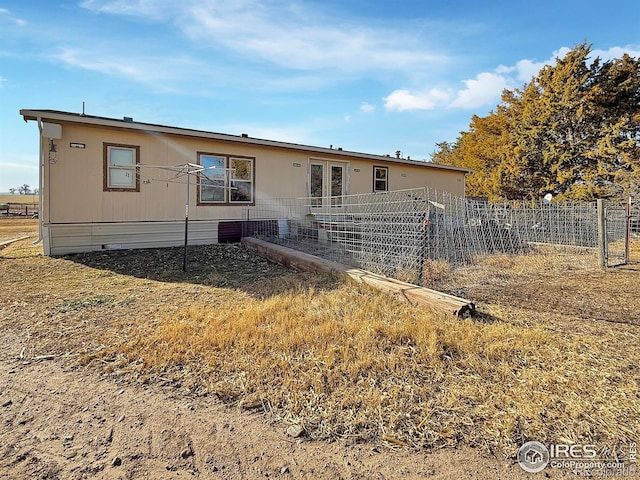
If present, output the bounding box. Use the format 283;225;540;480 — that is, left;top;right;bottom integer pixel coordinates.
347;160;464;196
45;125;318;224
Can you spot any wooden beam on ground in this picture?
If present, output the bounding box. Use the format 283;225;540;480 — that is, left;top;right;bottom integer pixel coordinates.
242;237;476;317
0;235;32;250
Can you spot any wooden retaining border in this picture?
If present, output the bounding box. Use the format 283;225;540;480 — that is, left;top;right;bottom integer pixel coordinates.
242;237;476;317
0;235;32;250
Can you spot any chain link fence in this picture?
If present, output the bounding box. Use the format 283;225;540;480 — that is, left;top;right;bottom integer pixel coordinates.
627;198;640;263
602;198;640;267
245;188;635;282
601;202;628;267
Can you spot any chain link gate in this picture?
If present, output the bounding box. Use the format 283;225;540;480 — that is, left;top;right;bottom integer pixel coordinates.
629;198;640;264
597;199;632;267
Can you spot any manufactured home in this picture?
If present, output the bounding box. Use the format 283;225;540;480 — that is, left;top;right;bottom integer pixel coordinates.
20;109;470;255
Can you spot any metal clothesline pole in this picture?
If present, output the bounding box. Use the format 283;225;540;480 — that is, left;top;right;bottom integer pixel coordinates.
183;169;190;272
134;162;232;272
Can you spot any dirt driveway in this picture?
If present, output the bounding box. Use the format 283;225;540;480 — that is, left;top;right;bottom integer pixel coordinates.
0;328;547;480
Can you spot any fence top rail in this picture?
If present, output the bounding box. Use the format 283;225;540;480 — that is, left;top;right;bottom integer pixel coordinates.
256;190;615;209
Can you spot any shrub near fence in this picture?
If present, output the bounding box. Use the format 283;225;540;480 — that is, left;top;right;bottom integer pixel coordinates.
248;188;621;282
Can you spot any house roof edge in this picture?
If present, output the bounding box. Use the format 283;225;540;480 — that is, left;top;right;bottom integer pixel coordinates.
19;109;472;174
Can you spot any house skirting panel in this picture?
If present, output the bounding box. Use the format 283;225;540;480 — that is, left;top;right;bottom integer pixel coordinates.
46;220;219;255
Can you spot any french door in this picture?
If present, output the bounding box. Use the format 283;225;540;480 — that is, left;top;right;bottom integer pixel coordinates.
309;160;347;208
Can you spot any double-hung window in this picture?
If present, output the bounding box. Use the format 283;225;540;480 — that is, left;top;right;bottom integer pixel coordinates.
373;166;388;192
198;153;254;204
104;143;140;191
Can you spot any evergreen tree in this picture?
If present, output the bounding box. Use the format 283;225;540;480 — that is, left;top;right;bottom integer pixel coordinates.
589;54;640;198
433;43;640;201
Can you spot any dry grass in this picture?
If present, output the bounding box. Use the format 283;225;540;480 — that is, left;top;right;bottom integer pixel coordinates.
0;194;38;204
0;217;42;258
88;243;640;457
431;243;640;326
0;218;39;251
93;282;640;457
2;221;639;459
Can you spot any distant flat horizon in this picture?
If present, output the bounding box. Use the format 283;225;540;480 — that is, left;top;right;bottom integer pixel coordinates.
0;193;39;198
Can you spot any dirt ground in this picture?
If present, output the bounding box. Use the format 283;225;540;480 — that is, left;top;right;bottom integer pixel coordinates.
1;332;558;480
0;220;631;479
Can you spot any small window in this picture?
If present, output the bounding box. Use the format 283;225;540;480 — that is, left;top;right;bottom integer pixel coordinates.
374;166;388;192
104;143;140;191
198;153;254;205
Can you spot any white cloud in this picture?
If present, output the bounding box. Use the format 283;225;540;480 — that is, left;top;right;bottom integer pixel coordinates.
55;48;164;83
55;4;640;110
0;8;26;26
52;47;214;93
79;0;174;20
592;45;640;61
80;0;449;78
384;89;449;112
449;72;511;109
513;59;545;82
184;3;447;75
512;47;571;82
0;75;7;87
384;70;515;112
384;43;640;113
360;102;375;114
508;45;640;83
507;43;640;98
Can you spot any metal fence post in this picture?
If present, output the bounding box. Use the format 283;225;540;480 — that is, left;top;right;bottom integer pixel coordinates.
597;199;607;268
625;196;631;264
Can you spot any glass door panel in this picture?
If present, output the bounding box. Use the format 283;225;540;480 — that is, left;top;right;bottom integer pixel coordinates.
310;163;324;207
330;164;344;207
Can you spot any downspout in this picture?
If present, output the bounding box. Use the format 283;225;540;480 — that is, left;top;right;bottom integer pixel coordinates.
34;117;44;244
463;170;468;198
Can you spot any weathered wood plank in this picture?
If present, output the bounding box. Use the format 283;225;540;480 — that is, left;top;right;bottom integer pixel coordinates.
242;237;476;317
0;235;32;249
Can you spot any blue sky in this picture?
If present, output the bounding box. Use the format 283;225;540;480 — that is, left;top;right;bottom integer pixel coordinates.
1;0;639;192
